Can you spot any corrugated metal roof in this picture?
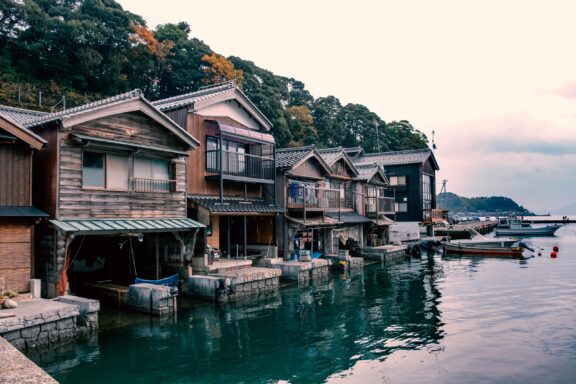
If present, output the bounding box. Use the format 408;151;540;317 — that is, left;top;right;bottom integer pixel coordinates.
189;196;285;214
49;218;204;235
353;148;439;169
0;206;49;218
326;211;373;224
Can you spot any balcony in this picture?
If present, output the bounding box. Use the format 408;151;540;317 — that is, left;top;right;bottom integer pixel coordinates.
131;178;176;193
365;196;395;217
423;208;446;224
206;150;275;184
287;185;342;211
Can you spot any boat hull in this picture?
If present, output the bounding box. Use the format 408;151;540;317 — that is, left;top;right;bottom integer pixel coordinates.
495;225;561;236
442;242;524;257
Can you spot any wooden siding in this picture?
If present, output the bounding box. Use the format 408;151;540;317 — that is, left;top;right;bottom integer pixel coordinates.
207;215;220;248
186;114;262;197
331;159;355;179
290;157;326;179
0;140;31;206
385;164;423;221
55;112;190;219
73;112;188;152
33;125;59;217
0;222;32;293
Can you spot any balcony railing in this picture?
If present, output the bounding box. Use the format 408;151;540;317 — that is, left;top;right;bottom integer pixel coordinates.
287;185;341;210
131;178;175;193
206;150;275;181
365;196;395;215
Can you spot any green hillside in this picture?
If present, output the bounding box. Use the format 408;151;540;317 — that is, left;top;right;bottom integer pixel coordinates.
0;0;428;150
437;192;531;214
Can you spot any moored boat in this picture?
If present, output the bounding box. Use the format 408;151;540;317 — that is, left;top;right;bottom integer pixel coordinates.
442;241;525;257
495;215;562;236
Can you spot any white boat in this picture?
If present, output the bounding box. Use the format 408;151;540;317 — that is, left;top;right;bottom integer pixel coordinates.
495;215;562;236
442;227;532;257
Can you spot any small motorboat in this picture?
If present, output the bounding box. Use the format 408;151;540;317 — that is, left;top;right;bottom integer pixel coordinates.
495;215;562;236
442;228;533;257
442;241;528;257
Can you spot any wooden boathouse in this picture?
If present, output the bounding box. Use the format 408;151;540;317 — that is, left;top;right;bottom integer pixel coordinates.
3;91;204;299
0;109;48;293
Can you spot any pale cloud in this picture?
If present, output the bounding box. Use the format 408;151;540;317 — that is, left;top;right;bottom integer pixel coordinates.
116;0;576;212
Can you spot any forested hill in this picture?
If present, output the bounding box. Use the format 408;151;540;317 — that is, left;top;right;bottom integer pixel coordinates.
437;192;531;214
0;0;428;150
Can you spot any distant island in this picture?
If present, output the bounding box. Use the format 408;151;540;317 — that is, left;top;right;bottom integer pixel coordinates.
436;192;531;215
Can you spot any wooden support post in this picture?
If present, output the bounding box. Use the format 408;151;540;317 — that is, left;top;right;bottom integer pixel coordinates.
243;215;248;260
155;234;160;280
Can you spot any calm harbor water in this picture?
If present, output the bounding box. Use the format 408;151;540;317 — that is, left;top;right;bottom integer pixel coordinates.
32;225;576;384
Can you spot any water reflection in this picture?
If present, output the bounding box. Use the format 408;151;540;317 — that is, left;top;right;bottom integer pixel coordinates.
33;257;446;384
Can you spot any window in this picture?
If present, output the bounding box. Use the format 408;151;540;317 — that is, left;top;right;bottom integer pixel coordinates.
107;154;129;190
82;151;172;193
395;202;408;212
133;157;171;193
390;175;406;186
82;152;105;187
422;174;432;209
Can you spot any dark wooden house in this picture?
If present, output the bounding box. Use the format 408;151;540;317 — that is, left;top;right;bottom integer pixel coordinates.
353;163;395;246
352;149;440;222
0;110;48;293
153;83;284;262
3;91;203;298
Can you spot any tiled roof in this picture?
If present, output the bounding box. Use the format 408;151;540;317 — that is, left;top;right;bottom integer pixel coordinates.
275;145;316;168
153;82;273;128
0;105;46;126
189;195;285;214
326;211;373;224
354;164;381;181
353;148;437;168
316;147;343;165
20;89;143;128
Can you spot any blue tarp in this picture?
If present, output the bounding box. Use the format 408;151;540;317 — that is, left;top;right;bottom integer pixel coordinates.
135;274;179;287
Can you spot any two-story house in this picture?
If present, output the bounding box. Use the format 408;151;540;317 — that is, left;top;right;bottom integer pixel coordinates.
275;146;347;259
4;90;203;298
0;110;48;293
153;83;285;263
352;149;440;222
352;163;395;246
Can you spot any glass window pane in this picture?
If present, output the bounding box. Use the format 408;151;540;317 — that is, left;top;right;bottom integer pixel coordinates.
82;152;105;187
107;154;129;190
134;157;152;179
152;159;170;180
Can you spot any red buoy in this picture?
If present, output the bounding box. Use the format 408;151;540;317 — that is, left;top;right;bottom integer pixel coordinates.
553;246;559;252
551;251;558;258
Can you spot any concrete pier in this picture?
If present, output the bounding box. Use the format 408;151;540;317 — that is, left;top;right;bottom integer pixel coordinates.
361;245;408;264
0;336;57;383
187;267;281;302
255;258;331;282
0;297;99;351
324;254;364;271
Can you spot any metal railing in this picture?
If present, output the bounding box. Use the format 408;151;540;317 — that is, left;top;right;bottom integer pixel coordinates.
365;196;395;215
287;184;341;210
206;150;275;181
131;178;176;193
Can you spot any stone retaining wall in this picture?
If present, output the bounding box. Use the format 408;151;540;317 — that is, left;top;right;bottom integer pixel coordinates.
0;297;99;352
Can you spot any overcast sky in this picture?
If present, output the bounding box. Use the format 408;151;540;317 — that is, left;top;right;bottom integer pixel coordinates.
117;0;576;213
